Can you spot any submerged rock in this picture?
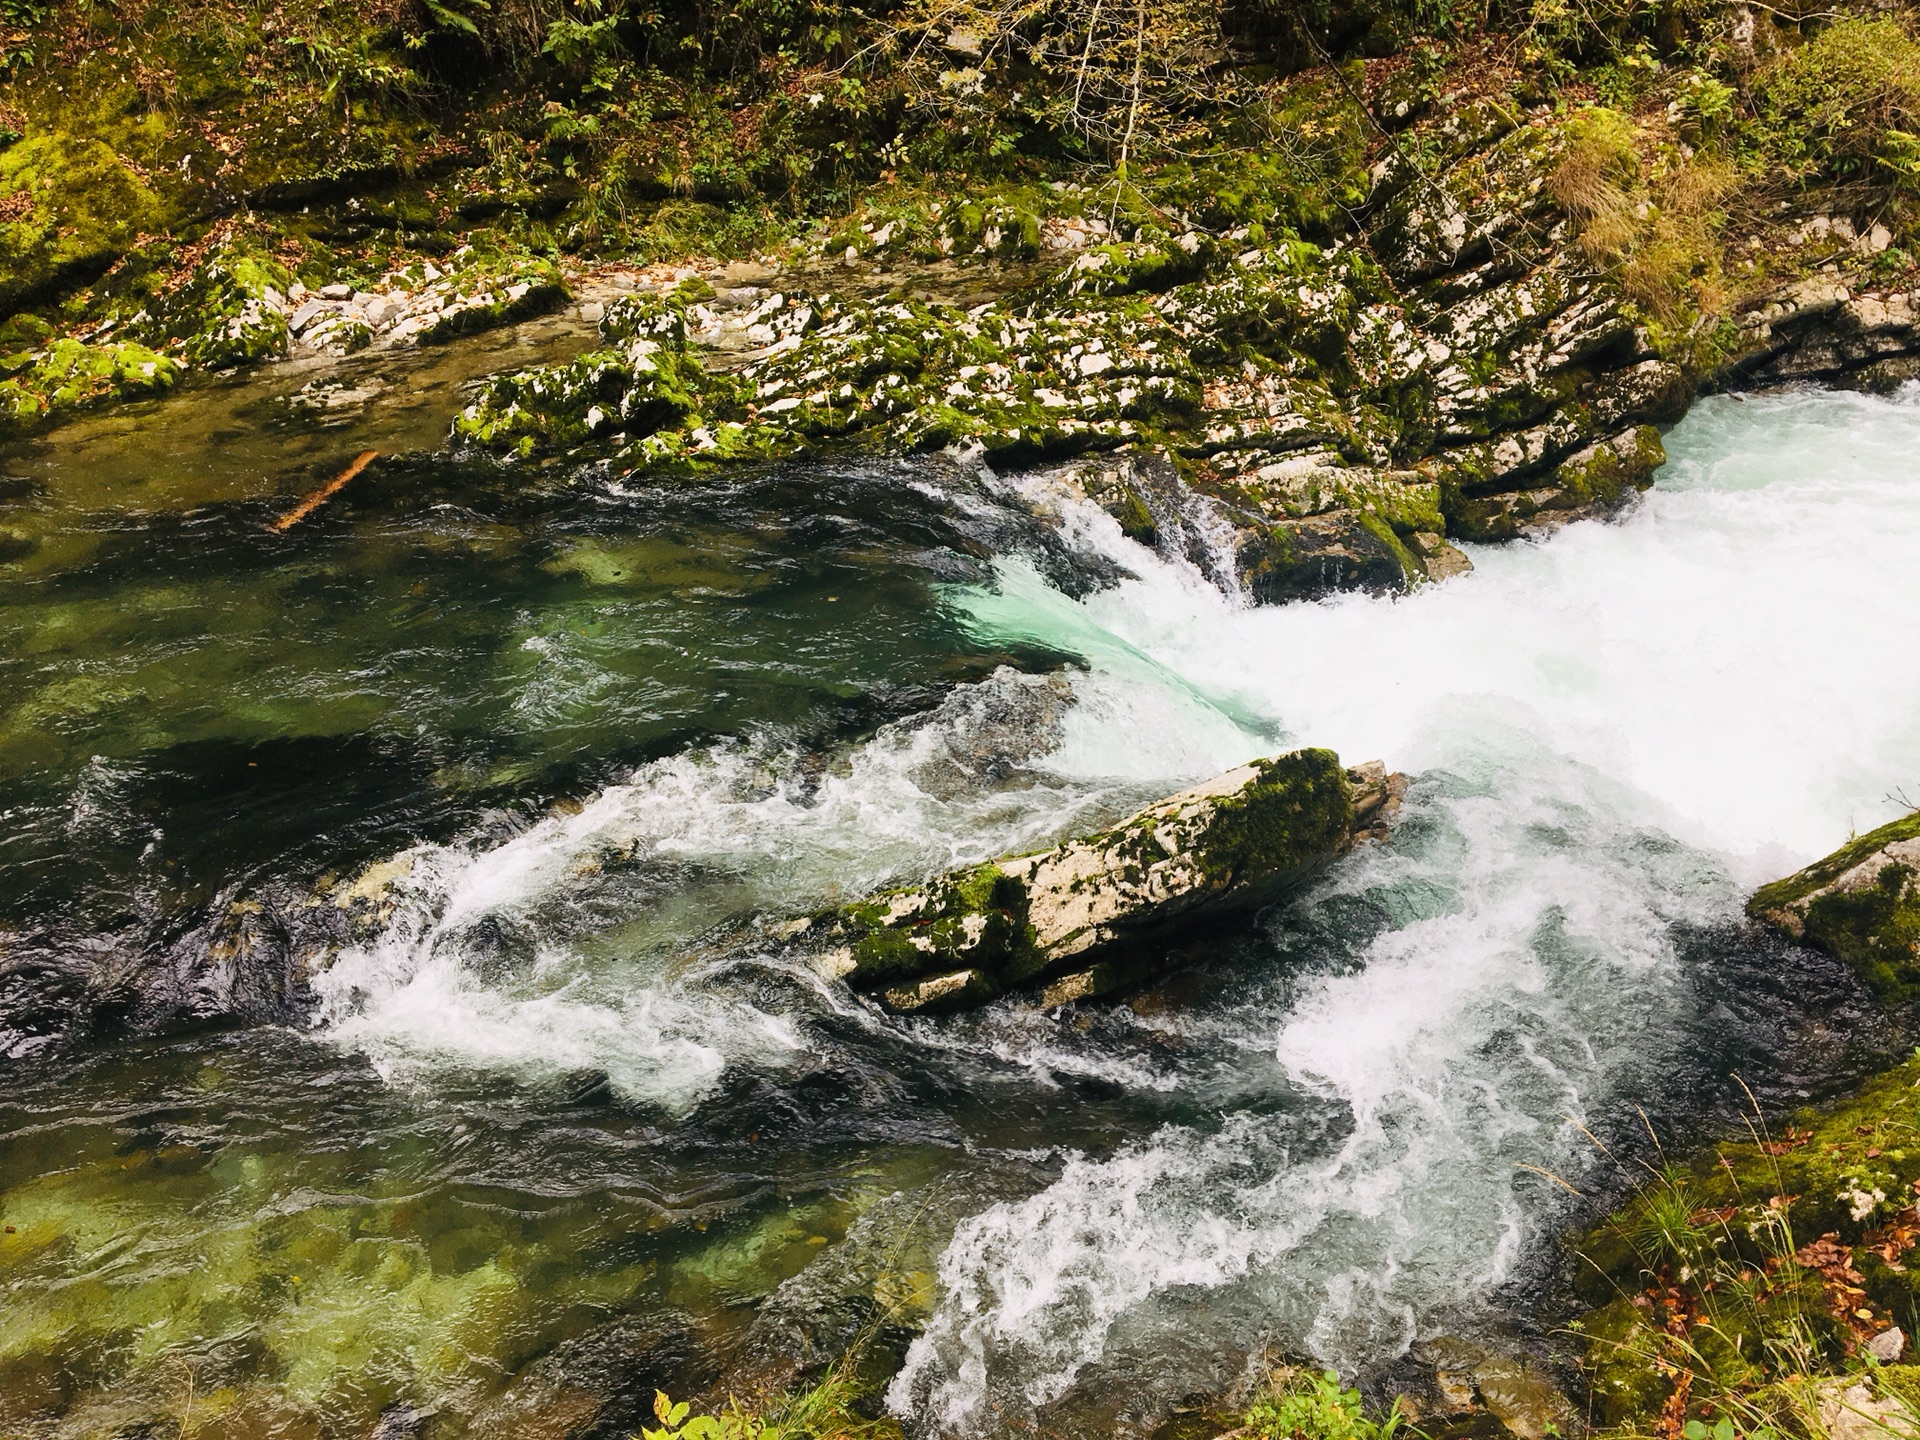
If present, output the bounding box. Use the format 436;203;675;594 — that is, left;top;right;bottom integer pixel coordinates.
802;749;1403;1013
1749;809;1920;999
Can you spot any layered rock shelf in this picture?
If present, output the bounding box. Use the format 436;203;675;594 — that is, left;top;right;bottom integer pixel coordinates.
426;99;1920;606
793;748;1404;1013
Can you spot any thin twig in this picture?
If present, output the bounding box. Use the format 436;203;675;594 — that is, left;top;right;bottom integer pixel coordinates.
271;449;379;532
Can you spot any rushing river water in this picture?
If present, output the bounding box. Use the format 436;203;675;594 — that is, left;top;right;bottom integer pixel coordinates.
2;374;1919;1440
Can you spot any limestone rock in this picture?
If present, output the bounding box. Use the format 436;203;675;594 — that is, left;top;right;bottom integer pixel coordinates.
1749;809;1920;999
806;749;1403;1013
1815;1379;1919;1440
1869;1326;1907;1363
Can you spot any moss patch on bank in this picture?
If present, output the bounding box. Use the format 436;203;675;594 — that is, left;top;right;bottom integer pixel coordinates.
1751;811;1920;1002
1571;1053;1920;1431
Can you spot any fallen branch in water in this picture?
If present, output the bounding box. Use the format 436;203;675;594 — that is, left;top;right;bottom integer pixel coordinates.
270;450;379;532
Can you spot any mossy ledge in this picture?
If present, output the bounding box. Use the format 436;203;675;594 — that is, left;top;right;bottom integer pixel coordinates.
1569;1051;1920;1432
1751;809;1920;1002
795;749;1404;1014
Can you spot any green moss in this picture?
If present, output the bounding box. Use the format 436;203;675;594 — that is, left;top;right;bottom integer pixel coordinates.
1750;810;1920;1000
830;861;1040;991
0;337;181;437
1354;510;1425;588
1570;1051;1920;1425
1196;748;1353;886
171;246;295;371
1758;18;1920;186
0;133;160;312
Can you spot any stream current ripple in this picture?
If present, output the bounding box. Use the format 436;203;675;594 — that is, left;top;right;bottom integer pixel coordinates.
3;388;1918;1439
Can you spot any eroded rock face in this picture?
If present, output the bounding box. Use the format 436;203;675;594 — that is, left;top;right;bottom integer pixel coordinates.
1712;279;1920;394
1749;810;1920;999
447;104;1741;600
800;749;1404;1013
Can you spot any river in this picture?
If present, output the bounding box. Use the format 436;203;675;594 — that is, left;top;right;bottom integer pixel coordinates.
2;372;1918;1439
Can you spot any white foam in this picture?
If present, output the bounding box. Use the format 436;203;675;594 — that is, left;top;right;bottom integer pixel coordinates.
892;387;1920;1431
309;662;1253;1109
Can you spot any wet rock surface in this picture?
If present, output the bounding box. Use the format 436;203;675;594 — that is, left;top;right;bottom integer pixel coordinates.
0;240;570;438
799;749;1404;1013
1749;808;1920;1001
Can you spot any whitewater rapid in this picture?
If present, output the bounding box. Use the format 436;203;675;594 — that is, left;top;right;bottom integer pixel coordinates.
310;386;1920;1433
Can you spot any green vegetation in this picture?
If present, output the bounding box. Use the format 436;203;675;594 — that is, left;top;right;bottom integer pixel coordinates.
1241;1368;1413;1440
1570;1057;1920;1433
0;0;1914;453
642;1368;904;1440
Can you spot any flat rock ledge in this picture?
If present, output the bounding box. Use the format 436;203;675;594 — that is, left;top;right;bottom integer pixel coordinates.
796;748;1404;1014
1749;808;1920;1000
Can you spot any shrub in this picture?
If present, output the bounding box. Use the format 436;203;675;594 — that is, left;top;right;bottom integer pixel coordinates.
1758;18;1920;186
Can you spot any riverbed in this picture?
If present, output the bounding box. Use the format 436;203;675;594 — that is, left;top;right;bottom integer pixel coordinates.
2;378;1918;1438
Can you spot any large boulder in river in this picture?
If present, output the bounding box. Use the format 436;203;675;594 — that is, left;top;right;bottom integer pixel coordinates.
804;749;1403;1013
1749;810;1920;999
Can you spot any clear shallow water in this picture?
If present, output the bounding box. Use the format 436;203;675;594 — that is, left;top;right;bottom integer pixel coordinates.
2;385;1918;1439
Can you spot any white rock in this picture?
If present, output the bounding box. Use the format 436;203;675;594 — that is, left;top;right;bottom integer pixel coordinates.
1816;1379;1915;1440
1869;1326;1906;1363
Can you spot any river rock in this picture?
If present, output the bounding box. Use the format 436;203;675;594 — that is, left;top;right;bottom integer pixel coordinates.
1748;809;1920;999
802;748;1403;1013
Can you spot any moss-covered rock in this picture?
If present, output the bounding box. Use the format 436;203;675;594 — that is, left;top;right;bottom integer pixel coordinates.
1569;1052;1920;1427
1750;810;1920;1000
803;751;1401;1013
169;245;295;371
0;134;161;313
390;250;570;345
452;293;718;457
0;337;181;437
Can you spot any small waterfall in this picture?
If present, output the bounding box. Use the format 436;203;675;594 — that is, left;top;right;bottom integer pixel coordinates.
1004;450;1250;602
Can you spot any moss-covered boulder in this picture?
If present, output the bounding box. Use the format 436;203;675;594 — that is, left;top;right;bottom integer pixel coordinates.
1750;810;1920;1000
0;337;182;437
0;134;161;313
802;750;1403;1013
169;245;295;371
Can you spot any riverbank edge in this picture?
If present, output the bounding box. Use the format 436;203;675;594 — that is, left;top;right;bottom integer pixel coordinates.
1549;810;1920;1440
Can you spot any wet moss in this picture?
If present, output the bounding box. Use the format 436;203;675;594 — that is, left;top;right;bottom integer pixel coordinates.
0;133;161;312
171;246;295;371
1195;749;1353;886
1750;810;1920;1000
1569;1052;1920;1426
0;337;181;436
830;862;1040;991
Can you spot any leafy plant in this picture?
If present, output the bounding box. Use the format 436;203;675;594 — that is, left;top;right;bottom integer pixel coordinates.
642;1391;779;1440
1242;1367;1411;1440
1757;18;1920;187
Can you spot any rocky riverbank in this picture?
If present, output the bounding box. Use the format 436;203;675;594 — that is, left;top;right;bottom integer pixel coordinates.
9;4;1920;609
1558;810;1920;1439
